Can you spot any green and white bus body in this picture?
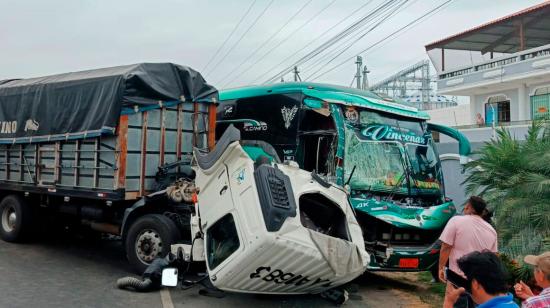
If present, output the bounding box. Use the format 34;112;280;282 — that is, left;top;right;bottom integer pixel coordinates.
217;82;471;273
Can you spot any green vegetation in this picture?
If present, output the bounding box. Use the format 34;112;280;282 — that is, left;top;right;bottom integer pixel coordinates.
417;272;445;307
464;122;550;281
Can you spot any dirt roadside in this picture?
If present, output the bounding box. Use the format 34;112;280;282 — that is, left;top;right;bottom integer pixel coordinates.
351;271;445;308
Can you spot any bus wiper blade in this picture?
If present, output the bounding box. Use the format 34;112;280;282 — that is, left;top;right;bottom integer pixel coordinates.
345;165;356;186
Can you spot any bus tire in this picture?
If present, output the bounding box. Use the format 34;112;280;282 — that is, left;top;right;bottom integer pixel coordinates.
0;195;34;242
125;214;181;274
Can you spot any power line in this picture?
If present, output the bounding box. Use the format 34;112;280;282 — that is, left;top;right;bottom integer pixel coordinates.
309;0;454;81
201;0;257;73
355;0;448;62
217;0;313;87
263;0;398;84
230;0;340;87
263;0;400;84
249;0;373;85
304;0;411;80
301;0;414;76
204;0;275;78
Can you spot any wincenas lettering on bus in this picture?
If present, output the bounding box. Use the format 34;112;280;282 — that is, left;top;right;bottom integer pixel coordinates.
361;124;426;144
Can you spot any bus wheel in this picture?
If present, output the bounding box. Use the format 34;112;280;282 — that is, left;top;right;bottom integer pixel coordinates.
125;214;181;274
0;195;34;242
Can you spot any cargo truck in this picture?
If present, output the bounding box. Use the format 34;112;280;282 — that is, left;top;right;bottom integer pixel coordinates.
0;63;218;272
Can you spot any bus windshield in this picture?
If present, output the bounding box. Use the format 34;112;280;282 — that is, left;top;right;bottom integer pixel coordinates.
345;137;407;192
343;109;443;195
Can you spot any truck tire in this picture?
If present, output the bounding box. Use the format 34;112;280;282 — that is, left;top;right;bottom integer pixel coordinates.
125;214;181;274
0;195;34;242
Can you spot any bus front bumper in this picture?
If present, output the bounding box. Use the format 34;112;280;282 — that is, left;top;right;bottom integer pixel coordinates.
366;241;441;272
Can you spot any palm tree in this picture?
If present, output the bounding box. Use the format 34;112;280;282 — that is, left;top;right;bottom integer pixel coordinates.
463;122;550;277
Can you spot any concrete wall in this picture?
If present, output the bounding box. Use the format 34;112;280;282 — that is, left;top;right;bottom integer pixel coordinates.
426;104;471;126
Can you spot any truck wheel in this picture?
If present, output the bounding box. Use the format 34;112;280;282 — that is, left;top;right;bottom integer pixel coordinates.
0;195;33;242
125;214;181;274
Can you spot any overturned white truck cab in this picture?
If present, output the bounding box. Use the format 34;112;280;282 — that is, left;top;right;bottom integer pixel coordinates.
181;125;369;294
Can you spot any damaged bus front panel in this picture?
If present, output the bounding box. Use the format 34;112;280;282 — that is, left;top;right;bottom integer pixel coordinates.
193;126;368;294
218;83;471;273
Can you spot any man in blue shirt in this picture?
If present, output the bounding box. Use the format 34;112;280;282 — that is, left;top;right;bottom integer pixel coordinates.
444;251;519;308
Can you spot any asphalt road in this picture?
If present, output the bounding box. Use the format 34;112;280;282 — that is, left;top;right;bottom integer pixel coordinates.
0;230;435;308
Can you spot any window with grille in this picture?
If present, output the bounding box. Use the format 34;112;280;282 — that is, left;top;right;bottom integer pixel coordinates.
531;86;550;120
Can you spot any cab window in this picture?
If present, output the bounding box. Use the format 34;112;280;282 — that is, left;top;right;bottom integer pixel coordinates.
206;214;240;269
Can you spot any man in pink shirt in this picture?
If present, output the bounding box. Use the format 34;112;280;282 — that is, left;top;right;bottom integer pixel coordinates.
439;196;498;307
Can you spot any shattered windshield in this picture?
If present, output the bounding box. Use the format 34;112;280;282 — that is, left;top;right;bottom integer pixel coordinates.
343;108;443;194
345;135;407;192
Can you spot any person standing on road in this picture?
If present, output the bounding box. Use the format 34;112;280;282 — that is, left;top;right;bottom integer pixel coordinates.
438;196;498;307
514;252;550;308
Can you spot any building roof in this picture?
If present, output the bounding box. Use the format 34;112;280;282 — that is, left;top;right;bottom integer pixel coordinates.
220;82;430;120
425;1;550;53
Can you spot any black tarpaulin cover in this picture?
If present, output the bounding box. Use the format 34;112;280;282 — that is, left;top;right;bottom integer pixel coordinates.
0;63;218;144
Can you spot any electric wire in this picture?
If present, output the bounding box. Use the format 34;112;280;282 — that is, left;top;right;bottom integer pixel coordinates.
304;0;410;80
358;0;452;67
201;0;257;73
216;0;313;87
204;0;275;78
223;0;338;88
248;0;373;85
301;0;415;76
302;0;419;76
349;76;356;87
309;0;454;81
263;0;397;84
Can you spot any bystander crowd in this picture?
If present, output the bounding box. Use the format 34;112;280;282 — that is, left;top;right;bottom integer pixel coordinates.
439;196;498;307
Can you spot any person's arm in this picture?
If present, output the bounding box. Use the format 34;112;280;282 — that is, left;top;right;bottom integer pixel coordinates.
439;242;452;282
438;217;457;282
443;286;465;308
513;280;534;300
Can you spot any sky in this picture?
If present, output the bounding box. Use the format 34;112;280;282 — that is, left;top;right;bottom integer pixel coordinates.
0;0;544;90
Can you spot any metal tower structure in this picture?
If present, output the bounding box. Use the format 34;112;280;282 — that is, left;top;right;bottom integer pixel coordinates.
369;60;457;110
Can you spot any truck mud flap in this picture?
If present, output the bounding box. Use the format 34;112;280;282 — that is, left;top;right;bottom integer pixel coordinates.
254;165;296;232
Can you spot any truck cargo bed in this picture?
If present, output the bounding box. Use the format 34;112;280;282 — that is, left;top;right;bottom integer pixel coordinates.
0;103;214;201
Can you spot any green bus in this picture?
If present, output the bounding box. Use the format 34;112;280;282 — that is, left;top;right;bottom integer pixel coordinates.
217;82;470;273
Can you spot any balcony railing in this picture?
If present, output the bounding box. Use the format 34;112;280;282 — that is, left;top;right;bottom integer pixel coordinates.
439;44;550;81
452;120;534;130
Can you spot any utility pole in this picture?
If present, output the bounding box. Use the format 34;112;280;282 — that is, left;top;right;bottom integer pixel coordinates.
362;64;370;90
293;66;301;82
355;56;362;89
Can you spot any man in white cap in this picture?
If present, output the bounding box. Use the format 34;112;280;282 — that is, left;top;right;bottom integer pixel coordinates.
514;252;550;308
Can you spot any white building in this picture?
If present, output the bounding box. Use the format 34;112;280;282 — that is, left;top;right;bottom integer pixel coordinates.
425;2;550;143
